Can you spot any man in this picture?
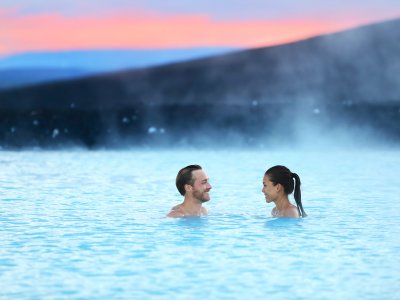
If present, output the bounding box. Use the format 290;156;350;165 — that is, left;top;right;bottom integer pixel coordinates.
167;164;212;218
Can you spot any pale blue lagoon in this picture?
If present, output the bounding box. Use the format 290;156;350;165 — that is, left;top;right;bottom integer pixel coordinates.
1;149;399;299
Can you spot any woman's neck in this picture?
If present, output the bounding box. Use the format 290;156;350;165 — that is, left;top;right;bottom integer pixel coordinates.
274;194;291;211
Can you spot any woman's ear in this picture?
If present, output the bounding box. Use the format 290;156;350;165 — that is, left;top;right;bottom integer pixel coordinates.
275;183;283;192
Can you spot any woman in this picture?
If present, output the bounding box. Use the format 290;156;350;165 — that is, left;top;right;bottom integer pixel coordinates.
262;165;307;218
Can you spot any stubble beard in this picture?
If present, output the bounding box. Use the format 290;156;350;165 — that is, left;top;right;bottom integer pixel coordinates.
193;190;210;203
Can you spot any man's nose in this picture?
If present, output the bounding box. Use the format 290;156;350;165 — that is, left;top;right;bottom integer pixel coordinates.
207;183;212;190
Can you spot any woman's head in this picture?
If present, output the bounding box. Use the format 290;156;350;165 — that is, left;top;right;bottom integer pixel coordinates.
264;165;307;217
265;165;295;195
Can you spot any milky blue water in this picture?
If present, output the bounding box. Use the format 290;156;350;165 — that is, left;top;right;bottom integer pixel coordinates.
1;149;399;299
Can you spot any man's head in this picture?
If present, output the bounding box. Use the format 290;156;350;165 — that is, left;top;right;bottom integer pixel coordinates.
176;165;212;202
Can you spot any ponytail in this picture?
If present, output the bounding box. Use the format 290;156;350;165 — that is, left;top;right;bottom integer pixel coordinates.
292;173;307;217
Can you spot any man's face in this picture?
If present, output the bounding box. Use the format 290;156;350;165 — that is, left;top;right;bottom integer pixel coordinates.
191;170;212;202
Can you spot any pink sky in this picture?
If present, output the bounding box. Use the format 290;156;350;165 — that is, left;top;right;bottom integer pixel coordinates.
0;7;399;56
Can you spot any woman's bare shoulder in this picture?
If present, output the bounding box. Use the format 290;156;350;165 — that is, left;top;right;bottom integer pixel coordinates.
283;206;300;218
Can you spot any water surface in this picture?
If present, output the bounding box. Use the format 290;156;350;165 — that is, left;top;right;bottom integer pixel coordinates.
1;150;399;299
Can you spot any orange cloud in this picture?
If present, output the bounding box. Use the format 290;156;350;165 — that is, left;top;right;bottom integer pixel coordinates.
0;9;380;55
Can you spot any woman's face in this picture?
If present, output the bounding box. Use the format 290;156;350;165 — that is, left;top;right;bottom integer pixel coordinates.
262;175;278;203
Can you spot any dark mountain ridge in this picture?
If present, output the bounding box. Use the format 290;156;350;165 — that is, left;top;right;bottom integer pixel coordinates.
1;18;400;110
1;18;399;148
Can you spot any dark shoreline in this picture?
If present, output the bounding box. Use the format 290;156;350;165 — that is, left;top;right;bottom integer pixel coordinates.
1;103;399;149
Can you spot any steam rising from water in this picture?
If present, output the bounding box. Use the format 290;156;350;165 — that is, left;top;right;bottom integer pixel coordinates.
0;18;399;150
95;19;400;149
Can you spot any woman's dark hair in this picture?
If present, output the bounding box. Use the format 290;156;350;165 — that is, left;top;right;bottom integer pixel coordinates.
265;165;307;217
176;165;202;196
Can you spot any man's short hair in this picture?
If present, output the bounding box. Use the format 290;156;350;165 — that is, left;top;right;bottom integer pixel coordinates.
176;165;202;196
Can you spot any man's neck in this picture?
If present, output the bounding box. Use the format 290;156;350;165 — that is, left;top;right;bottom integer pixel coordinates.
181;196;203;216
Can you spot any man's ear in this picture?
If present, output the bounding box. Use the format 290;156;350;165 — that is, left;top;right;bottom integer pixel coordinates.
184;184;192;193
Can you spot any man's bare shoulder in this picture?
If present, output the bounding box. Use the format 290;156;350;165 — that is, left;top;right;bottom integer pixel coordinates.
201;206;208;216
166;204;184;218
171;204;182;211
167;210;185;218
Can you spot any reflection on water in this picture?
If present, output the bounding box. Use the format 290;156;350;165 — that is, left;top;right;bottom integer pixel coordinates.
1;150;399;300
264;217;303;228
176;216;209;224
